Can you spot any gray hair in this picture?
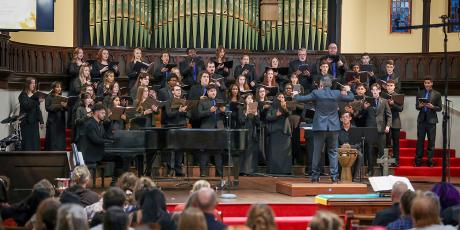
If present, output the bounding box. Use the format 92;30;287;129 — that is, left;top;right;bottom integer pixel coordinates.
320;77;332;88
392;181;409;201
55;204;89;230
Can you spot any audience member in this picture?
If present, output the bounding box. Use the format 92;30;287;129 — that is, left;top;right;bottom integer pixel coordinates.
177;207;207;230
103;206;133;230
308;211;343;230
431;182;460;211
372;181;408;226
411;191;456;229
386;190;416;230
197;188;227;230
245;203;276;230
65;165;100;207
30;198;60;230
55;203;89;230
138;189;175;230
90;187;126;228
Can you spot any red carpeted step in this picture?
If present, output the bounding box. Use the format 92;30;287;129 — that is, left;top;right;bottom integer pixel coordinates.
394;166;460;177
399;148;456;157
224;216;313;229
400;131;406;139
400;139;428;148
399;157;460;166
66;129;71;137
167;203;319;217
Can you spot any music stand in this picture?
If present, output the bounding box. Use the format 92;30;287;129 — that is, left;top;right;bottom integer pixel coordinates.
221;111;237;199
349;127;378;182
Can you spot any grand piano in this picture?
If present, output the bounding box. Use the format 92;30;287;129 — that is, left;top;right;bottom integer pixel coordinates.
105;128;248;185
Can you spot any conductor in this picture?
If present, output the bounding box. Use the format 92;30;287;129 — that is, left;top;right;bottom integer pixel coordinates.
294;77;354;183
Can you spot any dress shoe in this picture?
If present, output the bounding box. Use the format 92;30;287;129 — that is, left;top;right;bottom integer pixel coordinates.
311;178;319;183
175;172;185;177
320;172;329;176
331;178;339;184
427;161;435;167
200;174;206;177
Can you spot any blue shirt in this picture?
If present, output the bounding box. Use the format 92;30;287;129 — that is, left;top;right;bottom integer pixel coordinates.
386;216;412;230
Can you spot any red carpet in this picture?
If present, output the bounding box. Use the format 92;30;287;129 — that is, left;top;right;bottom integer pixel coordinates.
394;131;459;177
168;203;319;229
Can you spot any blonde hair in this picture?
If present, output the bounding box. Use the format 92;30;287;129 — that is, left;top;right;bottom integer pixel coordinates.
116;172;139;191
246;204;276;230
71;165;91;185
191;180;211;193
134;177;156;202
178;207;207;230
411;192;442;227
308;211;343;230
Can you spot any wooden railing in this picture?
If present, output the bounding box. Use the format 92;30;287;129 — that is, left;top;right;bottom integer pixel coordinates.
1;33;459;93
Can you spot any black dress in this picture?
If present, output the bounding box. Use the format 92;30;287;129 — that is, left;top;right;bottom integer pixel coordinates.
19;91;43;151
45;94;67;150
265;100;292;174
238;107;260;174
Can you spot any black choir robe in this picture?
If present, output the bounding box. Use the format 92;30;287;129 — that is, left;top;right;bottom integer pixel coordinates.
45;94;67;150
238;107;260;174
19;91;44;151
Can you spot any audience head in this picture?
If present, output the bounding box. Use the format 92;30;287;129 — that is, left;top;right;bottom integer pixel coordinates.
178;207;207;230
308;211;343;230
411;191;442;228
256;87;267;101
431;182;460;211
140;189;167;224
167;74;180;87
297;48;307;61
197;187;217;214
33;179;55;197
245;204;276;230
55;204;89;230
103;206;129;230
319;61;329;74
340;112;352;126
191;180;211;193
116;172;138;203
102;187;126;210
33;198;60;230
399;190;416;216
391;181;409;203
134;177;156;203
70;165;91;187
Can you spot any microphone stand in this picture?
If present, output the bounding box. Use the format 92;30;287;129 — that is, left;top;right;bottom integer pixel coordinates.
220;110;237;199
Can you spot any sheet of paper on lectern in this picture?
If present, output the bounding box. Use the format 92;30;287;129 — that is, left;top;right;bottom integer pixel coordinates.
369;175;414;192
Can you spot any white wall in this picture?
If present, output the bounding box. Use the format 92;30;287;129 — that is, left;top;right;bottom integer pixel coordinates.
400;96;460;156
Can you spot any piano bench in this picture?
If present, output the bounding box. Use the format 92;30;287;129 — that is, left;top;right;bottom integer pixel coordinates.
87;162;114;188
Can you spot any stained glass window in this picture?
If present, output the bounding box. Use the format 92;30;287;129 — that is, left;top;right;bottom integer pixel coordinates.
449;0;460;32
390;0;412;33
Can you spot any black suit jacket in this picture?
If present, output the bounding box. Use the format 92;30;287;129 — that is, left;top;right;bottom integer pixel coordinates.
234;64;256;83
416;89;442;124
179;57;205;86
158;86;173;125
164;99;188;127
372;203;401;226
388;92;403;129
198;98;224;129
82;117;112;163
153;62;174;87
